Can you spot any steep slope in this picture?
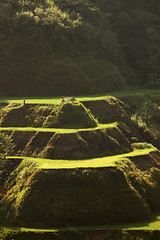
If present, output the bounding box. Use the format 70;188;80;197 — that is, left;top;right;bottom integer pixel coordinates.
0;98;133;159
0;124;133;159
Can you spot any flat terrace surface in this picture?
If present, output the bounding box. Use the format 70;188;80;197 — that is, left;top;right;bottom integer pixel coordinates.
8;147;157;169
0;88;160;104
0;122;118;133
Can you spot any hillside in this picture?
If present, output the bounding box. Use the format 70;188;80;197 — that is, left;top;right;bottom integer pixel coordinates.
1;0;160;238
0;0;160;96
1;94;160;240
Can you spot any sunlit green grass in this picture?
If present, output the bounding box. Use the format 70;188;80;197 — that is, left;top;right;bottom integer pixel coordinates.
0;94;113;104
0;122;118;133
122;214;160;230
0;97;61;105
1;88;160;104
8;147;157;169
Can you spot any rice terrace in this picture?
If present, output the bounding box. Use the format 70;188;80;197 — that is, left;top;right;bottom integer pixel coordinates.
1;0;160;239
0;89;160;240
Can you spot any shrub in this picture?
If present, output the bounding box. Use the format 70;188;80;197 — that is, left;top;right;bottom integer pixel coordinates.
131;142;154;150
131;114;148;131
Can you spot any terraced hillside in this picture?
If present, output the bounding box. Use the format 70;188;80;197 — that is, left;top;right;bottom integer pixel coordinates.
0;96;160;239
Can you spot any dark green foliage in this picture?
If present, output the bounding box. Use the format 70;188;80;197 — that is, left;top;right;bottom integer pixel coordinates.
95;0;160;86
129;99;160;147
1;0;159;96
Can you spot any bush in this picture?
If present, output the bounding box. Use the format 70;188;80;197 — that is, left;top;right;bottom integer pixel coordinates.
131;142;154;150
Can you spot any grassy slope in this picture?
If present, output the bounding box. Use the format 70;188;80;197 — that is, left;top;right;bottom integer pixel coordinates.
7;147;157;169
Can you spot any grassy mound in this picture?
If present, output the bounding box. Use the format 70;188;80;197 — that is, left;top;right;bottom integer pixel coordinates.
0;165;149;228
2;155;160;228
0;148;160;229
0;97;130;128
43;102;98;128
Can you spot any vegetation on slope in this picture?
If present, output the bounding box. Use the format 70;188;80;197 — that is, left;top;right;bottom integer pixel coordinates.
0;102;98;128
0;161;150;227
43;102;98;128
120;94;160;150
0;0;160;96
1;149;160;229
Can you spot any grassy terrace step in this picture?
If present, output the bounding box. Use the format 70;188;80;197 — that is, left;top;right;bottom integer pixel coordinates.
0;95;113;105
0;122;118;133
1;214;160;232
1;88;160;104
0;95;114;104
8;147;157;169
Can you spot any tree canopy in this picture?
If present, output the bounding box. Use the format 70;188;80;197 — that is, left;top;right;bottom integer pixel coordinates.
0;0;160;96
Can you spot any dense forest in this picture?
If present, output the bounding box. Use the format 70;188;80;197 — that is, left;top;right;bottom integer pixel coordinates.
0;0;160;96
